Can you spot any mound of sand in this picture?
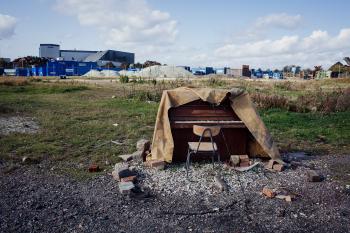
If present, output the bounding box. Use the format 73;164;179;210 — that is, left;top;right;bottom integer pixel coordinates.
119;66;193;79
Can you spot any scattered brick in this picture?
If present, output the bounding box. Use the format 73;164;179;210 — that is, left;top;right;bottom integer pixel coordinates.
262;187;276;198
239;161;250;167
307;170;322;182
120;175;137;183
239;155;249;162
230;155;240;166
88;164;100;173
144;160;165;170
117;166;136;180
273;164;285;172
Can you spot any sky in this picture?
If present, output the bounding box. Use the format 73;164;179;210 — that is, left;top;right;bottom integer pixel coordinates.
0;0;350;69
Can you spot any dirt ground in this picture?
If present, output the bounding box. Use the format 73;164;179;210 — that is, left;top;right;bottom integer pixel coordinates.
1;154;349;233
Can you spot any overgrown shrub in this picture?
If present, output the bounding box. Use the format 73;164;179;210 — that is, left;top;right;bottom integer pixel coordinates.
252;87;350;113
119;75;129;83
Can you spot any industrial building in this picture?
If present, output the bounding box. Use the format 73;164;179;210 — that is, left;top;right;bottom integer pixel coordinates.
39;44;135;66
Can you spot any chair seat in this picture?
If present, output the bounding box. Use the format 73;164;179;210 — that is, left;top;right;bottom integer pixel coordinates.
188;142;218;152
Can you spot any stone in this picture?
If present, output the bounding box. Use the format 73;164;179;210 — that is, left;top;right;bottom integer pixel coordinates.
118;182;135;195
230;155;240;166
273;164;285;172
285;195;293;202
131;151;143;161
118;154;134;162
136;139;151;153
307;170;322;182
262;187;275;198
120;176;137;183
214;175;228;192
111;170;119;181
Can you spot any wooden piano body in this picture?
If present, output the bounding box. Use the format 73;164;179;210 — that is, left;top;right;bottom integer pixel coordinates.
168;98;249;162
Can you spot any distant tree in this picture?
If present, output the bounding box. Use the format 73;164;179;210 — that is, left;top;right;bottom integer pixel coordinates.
133;62;143;69
143;60;161;68
0;58;11;68
12;56;48;68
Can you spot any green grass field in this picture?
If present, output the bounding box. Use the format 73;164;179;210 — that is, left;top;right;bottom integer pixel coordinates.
0;77;349;177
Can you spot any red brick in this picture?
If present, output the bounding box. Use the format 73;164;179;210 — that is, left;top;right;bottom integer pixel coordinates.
120;176;137;183
88;164;100;173
144;160;165;170
262;187;276;198
240;161;250;167
239;155;249;162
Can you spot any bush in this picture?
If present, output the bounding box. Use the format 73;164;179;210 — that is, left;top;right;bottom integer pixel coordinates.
119;75;129;83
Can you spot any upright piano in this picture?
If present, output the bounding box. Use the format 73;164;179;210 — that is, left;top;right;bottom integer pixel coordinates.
168;97;249;162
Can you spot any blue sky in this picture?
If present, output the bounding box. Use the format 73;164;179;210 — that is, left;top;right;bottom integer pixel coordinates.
1;0;350;69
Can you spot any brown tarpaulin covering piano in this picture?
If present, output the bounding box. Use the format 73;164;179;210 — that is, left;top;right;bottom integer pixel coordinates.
150;87;284;164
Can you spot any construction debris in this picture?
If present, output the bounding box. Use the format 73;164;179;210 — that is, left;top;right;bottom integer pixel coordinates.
118;182;135;195
144;160;165;170
307;170;323;182
234;162;260;172
214;175;228;192
273;164;285;172
88;164;100;173
262;187;276;198
266;159;278;169
230;155;240;166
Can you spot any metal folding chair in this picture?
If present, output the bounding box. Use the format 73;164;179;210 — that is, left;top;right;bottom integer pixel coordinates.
186;125;221;177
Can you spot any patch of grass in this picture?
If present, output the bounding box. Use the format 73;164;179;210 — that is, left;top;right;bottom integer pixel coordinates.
0;80;349;179
261;109;350;154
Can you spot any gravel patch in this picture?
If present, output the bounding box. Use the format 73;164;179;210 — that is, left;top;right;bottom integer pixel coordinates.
0;116;39;135
1;155;350;233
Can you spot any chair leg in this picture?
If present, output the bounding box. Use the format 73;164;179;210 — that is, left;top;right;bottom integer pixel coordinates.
186;149;194;178
211;151;215;168
217;152;221;163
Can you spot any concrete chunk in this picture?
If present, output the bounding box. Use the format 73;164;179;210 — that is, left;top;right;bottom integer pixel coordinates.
118;182;135;195
307;170;322;182
273;164;285;172
136;139;151;152
230;155;240;166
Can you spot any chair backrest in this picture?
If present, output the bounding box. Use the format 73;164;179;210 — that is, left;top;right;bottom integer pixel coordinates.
193;125;221;138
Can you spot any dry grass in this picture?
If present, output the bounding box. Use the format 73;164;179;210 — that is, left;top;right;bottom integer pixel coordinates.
0;77;30;86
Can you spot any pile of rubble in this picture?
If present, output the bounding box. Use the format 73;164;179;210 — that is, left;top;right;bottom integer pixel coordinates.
110;141;326;200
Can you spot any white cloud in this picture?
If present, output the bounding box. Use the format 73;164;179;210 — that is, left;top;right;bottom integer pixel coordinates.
213;28;350;69
254;13;302;30
0;14;17;39
54;0;178;47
